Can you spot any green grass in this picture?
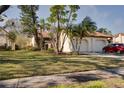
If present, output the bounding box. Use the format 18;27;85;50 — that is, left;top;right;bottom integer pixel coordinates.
0;50;123;80
50;78;124;88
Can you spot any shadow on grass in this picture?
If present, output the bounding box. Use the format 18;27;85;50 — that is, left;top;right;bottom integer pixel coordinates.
66;74;101;82
0;54;124;87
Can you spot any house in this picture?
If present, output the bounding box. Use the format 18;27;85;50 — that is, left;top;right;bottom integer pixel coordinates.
113;33;124;43
0;29;32;49
61;31;112;53
32;31;112;53
31;31;52;49
0;28;113;52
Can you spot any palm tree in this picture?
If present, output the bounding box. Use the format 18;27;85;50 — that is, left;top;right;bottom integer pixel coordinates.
77;16;97;54
68;16;97;54
97;28;112;35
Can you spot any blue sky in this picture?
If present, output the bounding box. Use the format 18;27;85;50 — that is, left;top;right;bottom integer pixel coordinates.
2;5;124;34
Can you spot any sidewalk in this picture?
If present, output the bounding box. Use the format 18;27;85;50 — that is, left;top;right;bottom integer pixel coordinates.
0;68;123;88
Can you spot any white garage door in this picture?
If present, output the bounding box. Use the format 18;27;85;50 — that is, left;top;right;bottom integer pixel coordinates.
95;40;106;52
80;40;88;52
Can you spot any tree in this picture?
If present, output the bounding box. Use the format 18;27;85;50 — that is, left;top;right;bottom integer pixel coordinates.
68;16;97;54
97;28;112;35
60;5;80;52
78;16;97;53
47;5;80;53
7;31;17;50
18;5;41;49
4;19;18;50
67;24;79;52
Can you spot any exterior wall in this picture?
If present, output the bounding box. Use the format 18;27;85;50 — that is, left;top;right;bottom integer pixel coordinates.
62;35;109;53
122;36;124;43
92;37;108;52
32;36;35;47
113;34;124;43
62;35;72;52
0;32;9;46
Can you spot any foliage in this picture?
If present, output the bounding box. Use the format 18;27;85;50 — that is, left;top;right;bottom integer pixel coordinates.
48;48;54;53
40;18;51;31
15;34;32;49
68;16;97;53
18;5;41;49
18;5;39;35
47;5;80;53
97;28;112;35
7;31;17;42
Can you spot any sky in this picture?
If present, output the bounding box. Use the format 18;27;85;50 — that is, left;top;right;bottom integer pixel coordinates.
1;5;124;34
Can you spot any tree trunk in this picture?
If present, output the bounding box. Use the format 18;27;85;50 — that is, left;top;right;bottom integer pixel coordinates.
30;6;41;49
34;33;40;49
11;42;15;50
56;12;60;54
60;33;66;52
70;38;76;52
77;38;82;55
56;32;60;54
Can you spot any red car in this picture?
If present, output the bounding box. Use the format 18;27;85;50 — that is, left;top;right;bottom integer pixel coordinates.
103;43;124;53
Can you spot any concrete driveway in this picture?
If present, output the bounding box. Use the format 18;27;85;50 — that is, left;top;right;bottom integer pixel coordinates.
86;53;124;60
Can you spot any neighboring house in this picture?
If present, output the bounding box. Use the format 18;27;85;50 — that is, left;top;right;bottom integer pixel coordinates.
61;32;112;53
0;29;32;49
113;33;124;43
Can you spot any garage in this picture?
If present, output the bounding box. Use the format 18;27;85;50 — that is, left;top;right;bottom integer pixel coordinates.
80;39;88;52
95;40;106;52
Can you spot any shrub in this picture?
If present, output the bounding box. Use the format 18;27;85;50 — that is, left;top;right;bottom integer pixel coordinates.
15;44;20;50
32;47;41;51
16;34;32;49
0;45;6;50
5;46;11;51
48;48;54;53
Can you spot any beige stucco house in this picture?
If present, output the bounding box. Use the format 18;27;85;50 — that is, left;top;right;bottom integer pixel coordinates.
113;33;124;43
0;29;113;53
61;32;112;53
31;31;112;53
31;31;52;49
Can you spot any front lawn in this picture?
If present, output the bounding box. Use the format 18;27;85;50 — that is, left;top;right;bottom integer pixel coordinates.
0;50;123;80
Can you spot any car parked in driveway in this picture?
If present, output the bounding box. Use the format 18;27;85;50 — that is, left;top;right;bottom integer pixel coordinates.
103;43;124;53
